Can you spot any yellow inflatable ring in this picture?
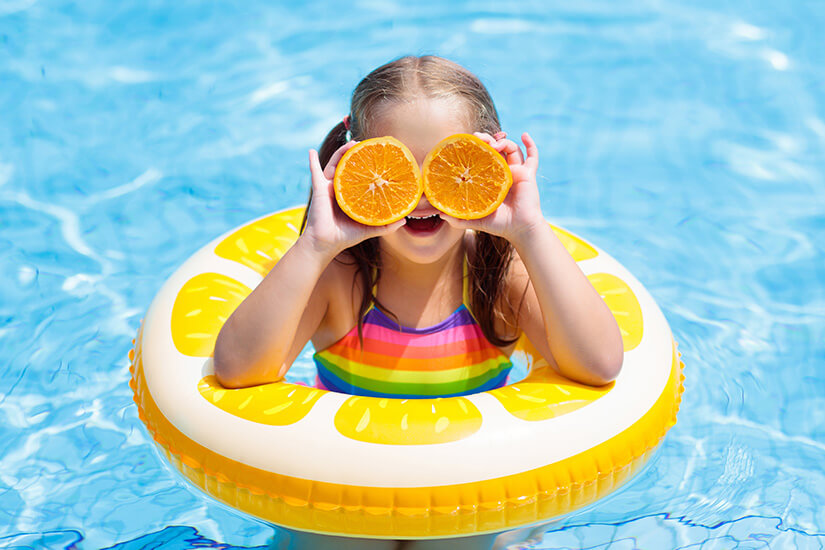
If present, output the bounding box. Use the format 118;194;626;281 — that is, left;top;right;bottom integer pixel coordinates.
129;206;684;539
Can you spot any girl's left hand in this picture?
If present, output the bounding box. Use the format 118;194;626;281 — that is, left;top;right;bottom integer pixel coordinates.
438;131;545;245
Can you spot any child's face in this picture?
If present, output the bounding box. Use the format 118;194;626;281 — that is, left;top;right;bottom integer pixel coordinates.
369;98;473;265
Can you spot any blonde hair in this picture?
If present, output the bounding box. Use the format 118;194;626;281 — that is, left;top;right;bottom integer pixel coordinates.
307;55;519;347
347;56;501;140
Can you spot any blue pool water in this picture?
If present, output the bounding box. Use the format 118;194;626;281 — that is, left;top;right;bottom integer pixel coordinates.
2;1;824;548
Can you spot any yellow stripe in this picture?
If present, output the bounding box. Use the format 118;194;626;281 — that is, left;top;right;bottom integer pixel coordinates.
322;353;508;384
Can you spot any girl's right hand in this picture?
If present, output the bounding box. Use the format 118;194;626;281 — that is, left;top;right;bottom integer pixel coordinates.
302;141;405;258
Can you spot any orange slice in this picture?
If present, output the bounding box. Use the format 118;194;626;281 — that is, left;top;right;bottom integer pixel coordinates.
422;133;512;219
333;136;422;226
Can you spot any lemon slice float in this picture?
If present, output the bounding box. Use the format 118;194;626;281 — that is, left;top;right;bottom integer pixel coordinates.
131;206;683;539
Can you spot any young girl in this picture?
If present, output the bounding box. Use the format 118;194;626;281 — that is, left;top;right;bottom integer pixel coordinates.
213;55;623;549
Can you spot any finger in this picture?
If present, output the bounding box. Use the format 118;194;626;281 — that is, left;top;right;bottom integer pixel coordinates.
437;212;474;231
522;133;539;165
497;138;525;165
439;211;504;238
308;149;327;191
353;217;405;243
323;140;357;180
377;218;407;235
493;131;507;140
474;131;513;158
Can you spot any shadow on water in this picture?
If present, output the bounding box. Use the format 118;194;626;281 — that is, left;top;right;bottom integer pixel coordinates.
3;515;824;550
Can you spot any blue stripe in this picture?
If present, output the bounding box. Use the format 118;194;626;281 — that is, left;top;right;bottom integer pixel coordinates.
365;304;475;334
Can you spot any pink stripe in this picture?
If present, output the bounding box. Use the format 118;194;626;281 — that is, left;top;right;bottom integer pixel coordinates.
315;375;330;390
355;322;486;347
356;334;496;358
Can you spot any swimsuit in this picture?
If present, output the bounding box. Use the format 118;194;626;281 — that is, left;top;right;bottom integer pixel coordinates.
313;259;513;398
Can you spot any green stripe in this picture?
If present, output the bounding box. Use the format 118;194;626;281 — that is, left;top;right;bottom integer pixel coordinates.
314;354;512;396
330;352;510;385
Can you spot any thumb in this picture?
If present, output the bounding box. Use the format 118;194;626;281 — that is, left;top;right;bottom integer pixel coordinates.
309;149;329;191
374;218;406;236
437;213;474;231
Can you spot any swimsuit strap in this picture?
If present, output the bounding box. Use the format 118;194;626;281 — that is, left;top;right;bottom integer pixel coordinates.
462;255;477;321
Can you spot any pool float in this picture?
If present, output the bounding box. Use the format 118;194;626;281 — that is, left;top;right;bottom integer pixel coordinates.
129;206;684;539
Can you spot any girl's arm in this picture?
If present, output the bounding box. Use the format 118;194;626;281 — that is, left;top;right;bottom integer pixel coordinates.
213;143;404;388
440;132;623;386
507;223;623;386
213;235;334;388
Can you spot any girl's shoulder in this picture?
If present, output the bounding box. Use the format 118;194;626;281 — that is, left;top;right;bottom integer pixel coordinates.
311;252;366;350
318;253;365;307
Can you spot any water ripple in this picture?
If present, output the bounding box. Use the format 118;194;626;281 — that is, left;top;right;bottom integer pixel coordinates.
1;1;823;548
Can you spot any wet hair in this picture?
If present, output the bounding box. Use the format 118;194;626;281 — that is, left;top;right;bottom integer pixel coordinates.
302;55;518;347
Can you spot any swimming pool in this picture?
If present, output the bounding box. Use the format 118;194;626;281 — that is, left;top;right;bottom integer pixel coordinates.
1;1;823;548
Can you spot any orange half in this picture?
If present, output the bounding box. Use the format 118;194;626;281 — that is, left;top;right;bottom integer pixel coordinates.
333;136;423;226
422;133;512;220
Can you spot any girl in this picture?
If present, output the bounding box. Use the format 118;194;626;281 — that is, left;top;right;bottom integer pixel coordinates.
213;55;623;549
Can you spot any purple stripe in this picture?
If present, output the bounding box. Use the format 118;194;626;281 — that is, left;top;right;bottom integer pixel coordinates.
364;305;476;335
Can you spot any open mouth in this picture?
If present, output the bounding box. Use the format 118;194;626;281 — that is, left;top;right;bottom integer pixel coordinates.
404;214;444;233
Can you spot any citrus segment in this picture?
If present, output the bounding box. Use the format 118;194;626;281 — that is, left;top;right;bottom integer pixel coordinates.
588;273;643;351
333;136;422;226
490;366;612;422
422;133;512;219
198;376;324;426
171;273;252;357
334;395;482;445
214;207;303;276
550;225;599;262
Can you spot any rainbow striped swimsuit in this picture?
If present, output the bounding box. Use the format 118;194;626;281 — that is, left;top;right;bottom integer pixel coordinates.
313;271;513;398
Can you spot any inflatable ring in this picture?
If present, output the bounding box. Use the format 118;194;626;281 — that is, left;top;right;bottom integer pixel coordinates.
130;206;684;539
